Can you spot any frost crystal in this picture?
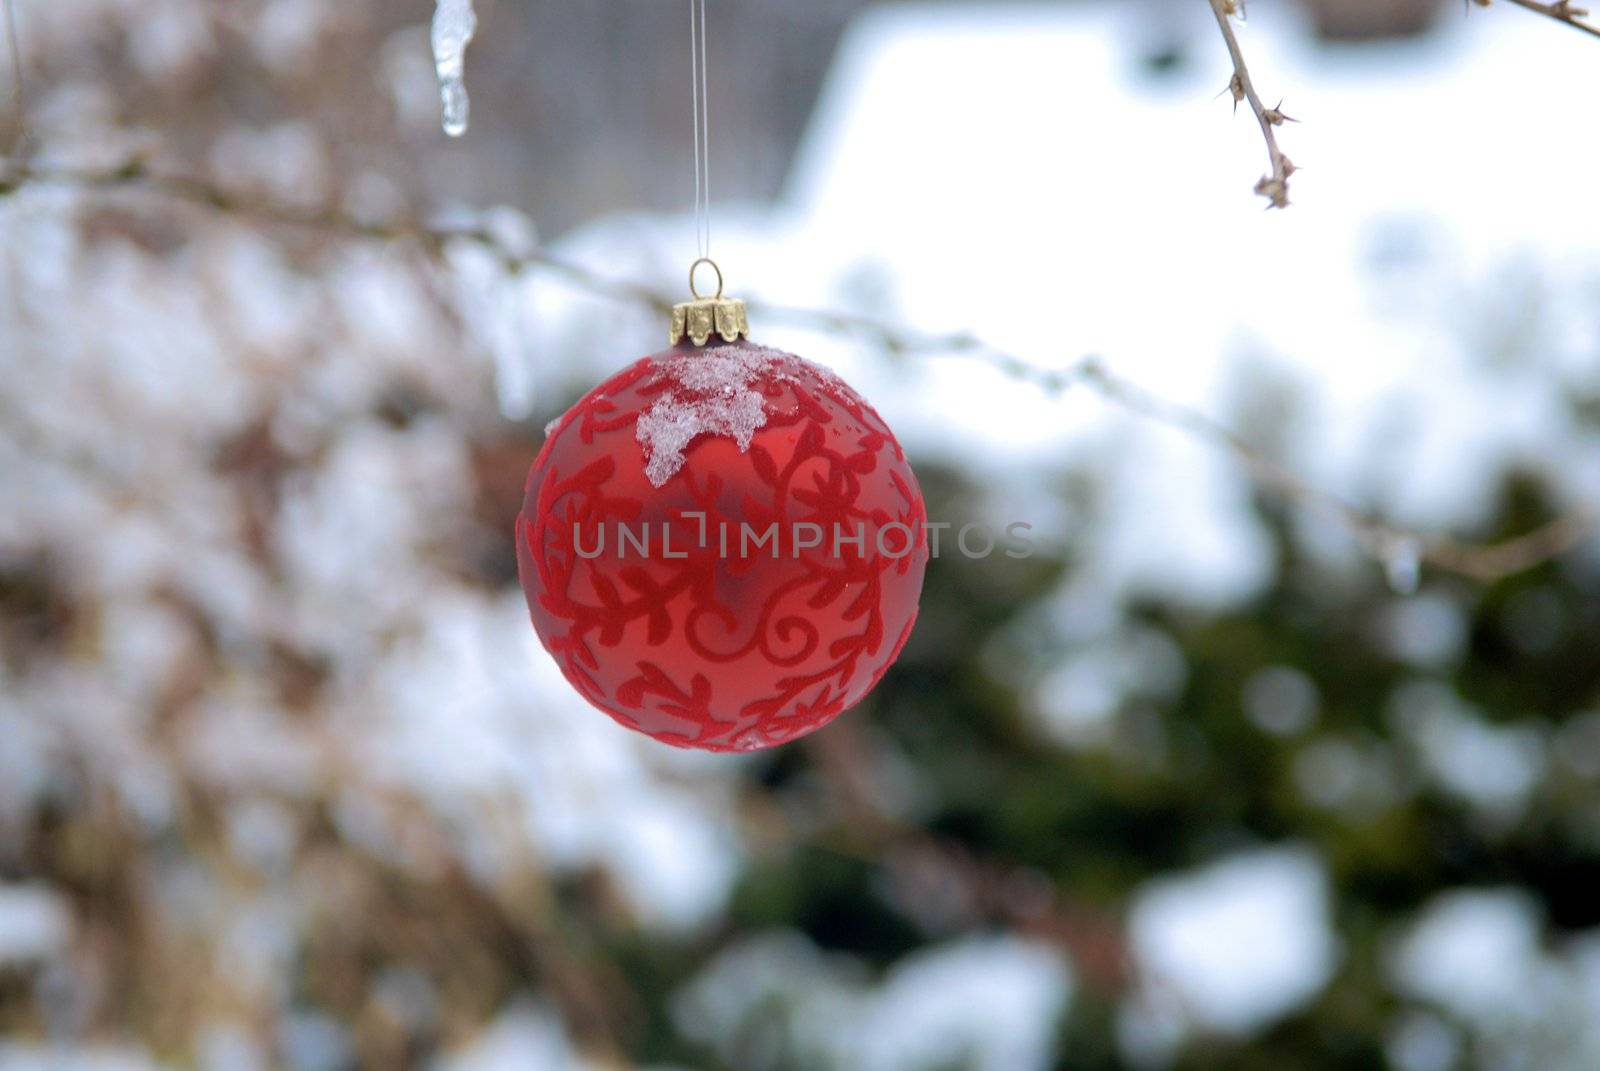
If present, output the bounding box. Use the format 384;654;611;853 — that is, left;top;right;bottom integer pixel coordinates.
431;0;477;137
635;345;793;488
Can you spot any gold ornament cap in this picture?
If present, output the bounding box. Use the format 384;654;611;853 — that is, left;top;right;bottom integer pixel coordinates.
670;257;750;347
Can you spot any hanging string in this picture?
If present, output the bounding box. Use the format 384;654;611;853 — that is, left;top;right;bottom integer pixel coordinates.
689;0;711;260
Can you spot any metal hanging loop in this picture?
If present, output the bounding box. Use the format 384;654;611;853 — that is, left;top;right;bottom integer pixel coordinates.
672;257;747;347
688;257;724;301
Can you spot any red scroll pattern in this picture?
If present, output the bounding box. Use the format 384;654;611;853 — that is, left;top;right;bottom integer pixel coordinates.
516;341;927;751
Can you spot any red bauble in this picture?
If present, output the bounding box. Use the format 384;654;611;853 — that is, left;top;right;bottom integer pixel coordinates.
517;340;927;751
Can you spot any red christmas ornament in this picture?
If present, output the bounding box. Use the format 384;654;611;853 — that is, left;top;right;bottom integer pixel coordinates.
517;276;927;751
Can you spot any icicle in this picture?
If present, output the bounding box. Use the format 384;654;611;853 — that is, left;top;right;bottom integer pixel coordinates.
1383;536;1422;596
431;0;477;137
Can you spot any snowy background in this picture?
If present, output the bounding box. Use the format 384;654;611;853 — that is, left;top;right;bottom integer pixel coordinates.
3;0;1600;1069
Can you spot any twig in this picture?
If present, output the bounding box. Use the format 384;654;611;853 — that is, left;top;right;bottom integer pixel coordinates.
2;0;25;154
1;156;1594;585
1074;361;1597;582
1482;0;1600;40
1205;0;1295;208
1423;511;1595;581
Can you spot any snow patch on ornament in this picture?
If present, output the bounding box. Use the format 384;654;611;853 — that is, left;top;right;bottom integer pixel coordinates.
634;344;795;488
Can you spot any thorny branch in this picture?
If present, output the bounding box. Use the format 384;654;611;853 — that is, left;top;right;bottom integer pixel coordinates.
1483;0;1600;40
1206;0;1295;208
0;156;1595;585
1204;0;1600;206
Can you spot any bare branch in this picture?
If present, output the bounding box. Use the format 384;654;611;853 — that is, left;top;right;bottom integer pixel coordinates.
1481;0;1600;40
1205;0;1295;208
2;0;26;154
1072;361;1597;583
1;156;1593;586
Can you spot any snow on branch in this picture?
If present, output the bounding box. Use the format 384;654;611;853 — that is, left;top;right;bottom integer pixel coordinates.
0;156;1593;586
